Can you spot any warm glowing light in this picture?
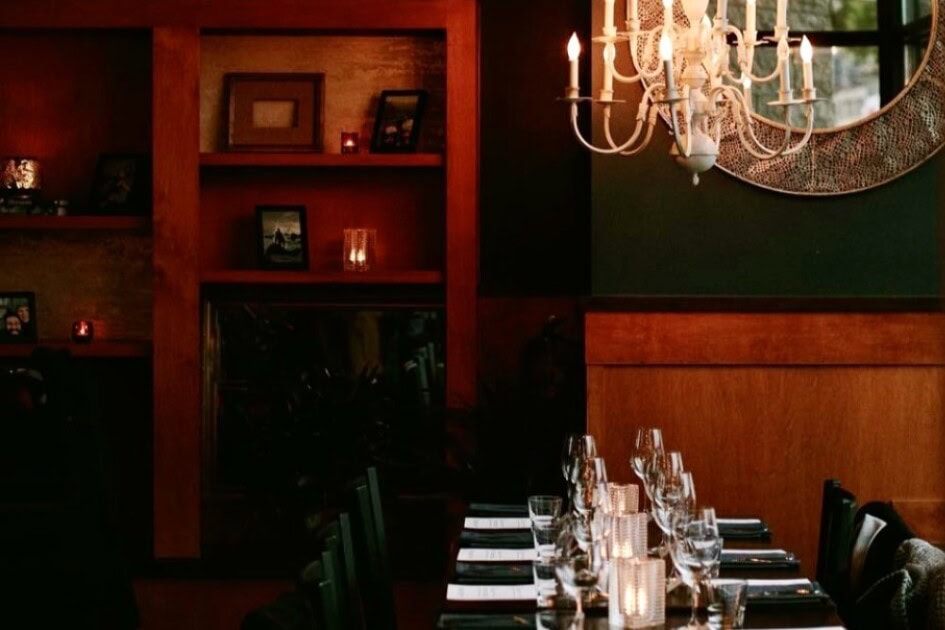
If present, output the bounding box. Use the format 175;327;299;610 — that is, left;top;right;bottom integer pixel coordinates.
659;33;673;61
742;76;752;89
746;0;755;6
800;35;813;62
603;42;616;63
702;15;711;29
567;33;581;60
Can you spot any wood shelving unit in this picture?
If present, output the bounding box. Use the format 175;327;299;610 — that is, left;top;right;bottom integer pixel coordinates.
0;340;151;358
200;152;444;168
201;269;444;285
0;215;151;231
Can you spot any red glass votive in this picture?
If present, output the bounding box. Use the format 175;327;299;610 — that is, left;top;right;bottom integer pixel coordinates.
71;320;94;343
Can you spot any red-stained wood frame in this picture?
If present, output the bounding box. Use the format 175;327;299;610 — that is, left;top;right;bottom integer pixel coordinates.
152;28;202;558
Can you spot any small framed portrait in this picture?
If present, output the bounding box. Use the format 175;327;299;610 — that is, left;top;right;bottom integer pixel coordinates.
0;292;37;343
256;206;308;270
371;90;427;153
226;73;325;152
90;154;150;214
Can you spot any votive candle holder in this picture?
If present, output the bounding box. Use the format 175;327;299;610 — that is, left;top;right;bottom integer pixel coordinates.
608;558;665;628
610;512;648;559
341;131;360;154
608;482;640;515
343;228;376;272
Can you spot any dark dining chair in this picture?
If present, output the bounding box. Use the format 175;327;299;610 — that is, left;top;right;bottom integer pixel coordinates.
815;479;858;618
349;468;397;630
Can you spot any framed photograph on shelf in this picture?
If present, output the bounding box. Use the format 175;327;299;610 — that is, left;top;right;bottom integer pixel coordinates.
89;154;150;214
371;90;427;153
256;206;308;270
0;292;36;343
226;73;325;152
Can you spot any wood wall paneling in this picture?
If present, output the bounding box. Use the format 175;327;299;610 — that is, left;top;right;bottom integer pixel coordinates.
152;28;202;559
446;0;479;406
586;312;945;577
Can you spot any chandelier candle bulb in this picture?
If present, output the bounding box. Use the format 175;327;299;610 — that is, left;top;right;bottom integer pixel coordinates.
567;33;581;97
800;36;814;92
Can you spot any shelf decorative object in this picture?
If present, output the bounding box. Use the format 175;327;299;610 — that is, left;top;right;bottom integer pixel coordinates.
564;0;819;185
0;292;36;343
341;131;360;154
72;320;95;343
226;73;325;152
90;154;150;215
371;90;427;153
343;228;376;272
256;205;309;270
1;157;41;191
608;557;665;628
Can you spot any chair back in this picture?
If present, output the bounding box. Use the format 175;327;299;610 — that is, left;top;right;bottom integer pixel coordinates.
816;479;858;613
349;469;397;630
299;558;342;630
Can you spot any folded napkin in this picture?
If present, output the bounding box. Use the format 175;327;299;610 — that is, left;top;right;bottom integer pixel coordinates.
717;518;771;540
464;517;532;530
722;548;789;558
720;548;798;568
457;548;538;562
717;518;764;525
714;578;828;605
447;583;537;601
468;503;529;517
455;562;533;585
459;530;533;549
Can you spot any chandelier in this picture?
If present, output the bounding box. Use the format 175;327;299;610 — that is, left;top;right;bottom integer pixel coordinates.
565;0;818;185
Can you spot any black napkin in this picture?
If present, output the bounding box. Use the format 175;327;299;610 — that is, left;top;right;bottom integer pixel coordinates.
437;613;535;628
468;503;529;517
746;581;831;607
459;530;533;549
455;562;533;585
717;521;772;540
720;551;800;570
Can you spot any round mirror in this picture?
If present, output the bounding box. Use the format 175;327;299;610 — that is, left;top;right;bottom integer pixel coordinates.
720;0;935;129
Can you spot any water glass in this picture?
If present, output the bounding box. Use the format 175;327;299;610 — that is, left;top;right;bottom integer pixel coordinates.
533;557;558;608
528;495;563;522
707;580;748;629
532;517;561;559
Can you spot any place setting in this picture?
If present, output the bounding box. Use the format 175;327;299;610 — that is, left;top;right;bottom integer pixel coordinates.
444;428;840;628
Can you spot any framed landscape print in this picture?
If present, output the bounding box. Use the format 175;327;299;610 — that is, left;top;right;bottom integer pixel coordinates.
371;90;427;153
256;206;308;270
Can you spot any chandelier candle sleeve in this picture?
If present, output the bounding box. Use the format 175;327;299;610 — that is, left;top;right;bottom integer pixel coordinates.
604;0;617;33
603;44;616;97
745;0;756;38
776;0;788;30
715;0;727;22
628;0;639;23
662;0;673;28
659;33;675;93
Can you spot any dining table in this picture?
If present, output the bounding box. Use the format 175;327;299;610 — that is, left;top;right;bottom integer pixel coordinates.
436;502;846;629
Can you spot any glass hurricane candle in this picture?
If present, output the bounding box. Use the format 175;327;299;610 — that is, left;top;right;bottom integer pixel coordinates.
343;228;376;272
608;483;640;515
608;558;665;628
610;512;647;559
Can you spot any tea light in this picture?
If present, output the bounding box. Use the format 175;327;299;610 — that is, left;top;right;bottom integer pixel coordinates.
610;513;648;559
71;320;94;343
608;483;640;515
341;131;360;154
609;558;665;628
343;228;376;272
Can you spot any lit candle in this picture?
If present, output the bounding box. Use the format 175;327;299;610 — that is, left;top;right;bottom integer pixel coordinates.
71;320;94;343
340;131;360;154
663;0;674;29
604;0;616;32
776;0;788;31
659;32;675;95
800;35;814;91
609;558;665;628
745;0;756;38
567;33;581;92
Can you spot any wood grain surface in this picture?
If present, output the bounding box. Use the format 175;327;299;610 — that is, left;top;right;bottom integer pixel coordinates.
152;28;202;559
587;311;945;577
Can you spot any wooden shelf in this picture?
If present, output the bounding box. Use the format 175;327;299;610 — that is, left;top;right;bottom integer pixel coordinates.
199;152;444;169
0;215;151;231
201;269;444;285
0;340;152;358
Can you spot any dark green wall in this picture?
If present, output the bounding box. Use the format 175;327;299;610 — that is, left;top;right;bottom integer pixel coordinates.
590;7;942;297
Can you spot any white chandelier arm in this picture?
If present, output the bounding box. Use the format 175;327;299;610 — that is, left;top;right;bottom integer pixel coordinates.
570;99;657;155
715;86;814;159
667;97;694;158
630;28;672;80
603;82;664;150
605;53;644;84
620;119;659;155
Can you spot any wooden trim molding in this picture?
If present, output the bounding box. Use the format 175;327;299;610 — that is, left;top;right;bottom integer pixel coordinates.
586;311;945;366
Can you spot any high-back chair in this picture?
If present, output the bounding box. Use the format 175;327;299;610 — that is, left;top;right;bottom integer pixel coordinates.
349;468;397;630
299;558;342;630
815;479;858;617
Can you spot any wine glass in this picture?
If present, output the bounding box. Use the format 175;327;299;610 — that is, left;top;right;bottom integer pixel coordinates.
554;515;606;625
630;428;664;511
571;456;608;517
669;518;722;628
564;436;598;516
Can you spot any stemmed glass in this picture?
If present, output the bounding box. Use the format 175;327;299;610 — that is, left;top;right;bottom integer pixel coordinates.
649;451;686;554
554;515;606;626
669;517;722;628
563;435;598;516
630;428;663;512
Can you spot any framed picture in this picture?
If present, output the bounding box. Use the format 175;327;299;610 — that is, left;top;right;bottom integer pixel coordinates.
371;90;427;153
256;206;308;270
0;292;36;343
226;73;325;152
90;154;150;214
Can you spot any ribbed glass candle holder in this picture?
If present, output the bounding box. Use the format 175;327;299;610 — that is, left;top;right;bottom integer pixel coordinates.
608;482;640;514
343;228;376;272
610;512;648;559
608;558;665;628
